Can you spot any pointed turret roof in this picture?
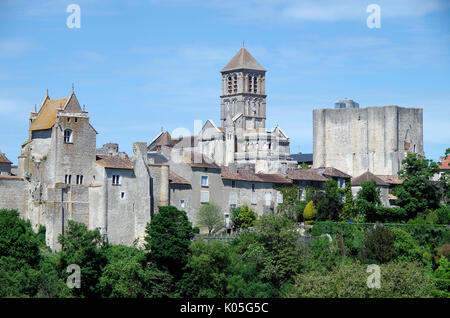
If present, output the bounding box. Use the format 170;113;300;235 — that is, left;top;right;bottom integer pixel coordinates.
221;48;266;72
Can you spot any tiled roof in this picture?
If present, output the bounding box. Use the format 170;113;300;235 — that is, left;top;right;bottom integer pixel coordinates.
30;96;69;131
184;152;220;169
388;194;398;200
351;171;389;186
95;155;133;170
0;175;23;180
221;48;266;72
0;152;12;164
439;155;450;170
221;167;291;184
317;167;351;178
169;171;190;185
287;169;328;182
376;175;403;185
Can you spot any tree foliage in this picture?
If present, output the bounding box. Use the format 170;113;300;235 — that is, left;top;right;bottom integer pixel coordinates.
231;205;257;230
196;202;224;234
396;153;441;218
145;206;196;279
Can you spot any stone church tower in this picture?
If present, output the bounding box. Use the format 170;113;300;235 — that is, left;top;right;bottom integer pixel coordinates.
220;48;267;131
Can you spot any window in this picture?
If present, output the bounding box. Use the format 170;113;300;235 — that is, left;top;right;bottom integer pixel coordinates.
67;118;70;122
251;193;257;205
338;178;345;189
74;118;78;123
265;193;272;206
277;192;283;204
121;192;125;199
201;175;208;187
180;200;185;209
76;175;83;185
231;180;236;188
252;183;255;192
112;175;120;185
225;214;230;228
201;191;209;203
229;192;237;205
64;129;73;143
65;174;71;184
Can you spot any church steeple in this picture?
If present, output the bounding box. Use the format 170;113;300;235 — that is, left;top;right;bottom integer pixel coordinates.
220;48;267;130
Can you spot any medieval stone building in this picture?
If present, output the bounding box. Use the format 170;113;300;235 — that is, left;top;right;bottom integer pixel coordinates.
313;105;424;177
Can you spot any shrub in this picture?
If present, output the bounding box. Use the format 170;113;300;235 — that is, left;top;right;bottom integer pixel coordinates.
435;205;450;224
289;261;433;298
360;226;396;264
373;207;408;223
390;228;424;262
303;201;317;223
232;205;257;230
196;202;225;234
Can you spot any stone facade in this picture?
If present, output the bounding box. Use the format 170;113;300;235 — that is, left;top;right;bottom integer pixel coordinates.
313;105;423;177
0;91;167;250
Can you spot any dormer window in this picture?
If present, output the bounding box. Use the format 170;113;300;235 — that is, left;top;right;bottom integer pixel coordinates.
64;129;73;143
112;175;120;185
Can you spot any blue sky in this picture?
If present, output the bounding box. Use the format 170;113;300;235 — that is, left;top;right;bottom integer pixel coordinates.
0;0;449;164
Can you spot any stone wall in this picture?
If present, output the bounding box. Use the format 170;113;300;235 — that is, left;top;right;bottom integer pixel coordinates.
0;177;26;212
313;106;423;177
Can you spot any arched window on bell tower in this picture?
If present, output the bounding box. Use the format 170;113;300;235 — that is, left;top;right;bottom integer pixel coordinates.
227;76;233;94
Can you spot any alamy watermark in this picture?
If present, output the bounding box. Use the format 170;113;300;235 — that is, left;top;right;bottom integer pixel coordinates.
66;4;81;29
366;264;381;289
366;4;381;29
66;264;81;289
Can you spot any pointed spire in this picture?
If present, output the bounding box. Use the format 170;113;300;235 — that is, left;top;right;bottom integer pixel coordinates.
83;104;85;111
34;104;37;112
221;47;266;73
72;83;74;93
46;88;49;98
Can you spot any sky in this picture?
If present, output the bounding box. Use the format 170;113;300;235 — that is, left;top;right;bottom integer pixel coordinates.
0;0;449;164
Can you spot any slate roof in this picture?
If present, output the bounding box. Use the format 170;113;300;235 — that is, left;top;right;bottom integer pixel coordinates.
351;171;389;186
95;155;133;170
147;152;169;164
169;171;190;185
30;96;70;131
221;48;266;72
0;152;12;164
290;153;313;163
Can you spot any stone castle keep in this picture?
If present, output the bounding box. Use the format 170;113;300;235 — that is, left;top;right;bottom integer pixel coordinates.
0;48;424;249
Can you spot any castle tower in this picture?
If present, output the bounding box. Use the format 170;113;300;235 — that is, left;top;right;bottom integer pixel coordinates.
220;48;267;131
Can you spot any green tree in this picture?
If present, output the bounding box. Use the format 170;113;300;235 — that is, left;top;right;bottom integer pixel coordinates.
396;153;441;218
440;148;450;205
231;205;257;230
56;221;107;298
99;245;172;298
339;182;357;221
196;202;224;234
355;180;380;222
145;206;196;279
177;240;231;297
361;226;396;264
313;179;343;221
275;184;301;220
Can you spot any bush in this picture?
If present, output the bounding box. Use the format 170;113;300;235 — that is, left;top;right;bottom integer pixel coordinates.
196;202;224;234
360;226;396;264
289;261;433;298
232;205;257;230
303;201;317;223
390;228;424;263
435;205;450;224
373;207;408;223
